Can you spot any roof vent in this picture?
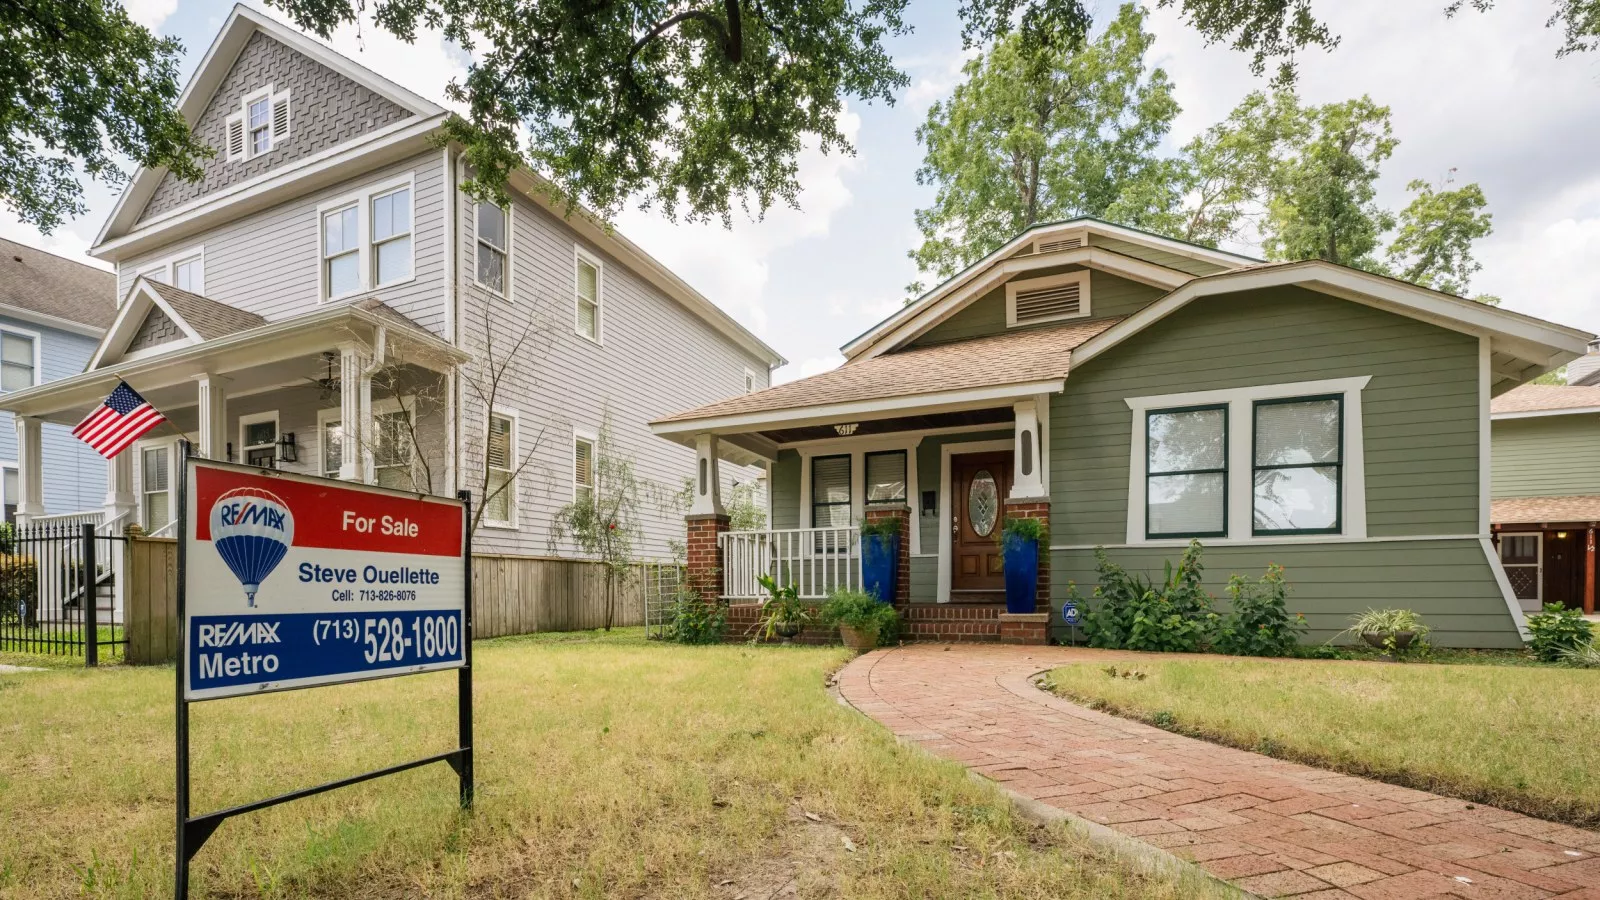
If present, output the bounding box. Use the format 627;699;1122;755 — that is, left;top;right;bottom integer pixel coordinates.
1006;271;1090;327
1035;236;1084;254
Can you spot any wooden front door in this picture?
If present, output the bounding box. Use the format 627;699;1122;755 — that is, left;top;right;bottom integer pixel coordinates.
951;452;1011;597
1544;530;1583;609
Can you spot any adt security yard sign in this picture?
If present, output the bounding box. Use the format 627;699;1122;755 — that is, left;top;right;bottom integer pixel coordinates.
183;458;466;699
174;451;473;899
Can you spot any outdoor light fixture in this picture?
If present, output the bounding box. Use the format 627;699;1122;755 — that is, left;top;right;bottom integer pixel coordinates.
1558;531;1569;539
835;423;859;436
225;442;234;463
278;433;299;464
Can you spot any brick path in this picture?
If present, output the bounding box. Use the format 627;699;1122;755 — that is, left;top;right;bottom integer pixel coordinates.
835;644;1600;899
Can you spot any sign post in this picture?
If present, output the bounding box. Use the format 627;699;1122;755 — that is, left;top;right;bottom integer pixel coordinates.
173;446;472;898
1061;599;1081;647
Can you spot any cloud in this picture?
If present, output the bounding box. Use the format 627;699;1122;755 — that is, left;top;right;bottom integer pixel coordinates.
776;355;845;385
123;0;179;31
1475;176;1600;329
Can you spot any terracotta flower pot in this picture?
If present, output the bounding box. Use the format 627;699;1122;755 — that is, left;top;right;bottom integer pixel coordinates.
837;624;878;650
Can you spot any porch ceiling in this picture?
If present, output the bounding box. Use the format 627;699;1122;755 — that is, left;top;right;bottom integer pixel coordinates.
757;406;1013;445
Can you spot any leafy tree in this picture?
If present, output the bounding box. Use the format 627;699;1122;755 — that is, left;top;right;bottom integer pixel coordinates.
1;1;209;232
1171;89;1301;246
552;413;641;631
908;3;1179;285
1385;173;1493;295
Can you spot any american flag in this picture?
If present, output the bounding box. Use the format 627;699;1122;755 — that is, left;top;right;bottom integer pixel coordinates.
73;382;168;459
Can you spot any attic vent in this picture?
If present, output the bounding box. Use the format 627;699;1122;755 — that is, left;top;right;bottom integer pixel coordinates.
1036;236;1083;253
1006;271;1090;327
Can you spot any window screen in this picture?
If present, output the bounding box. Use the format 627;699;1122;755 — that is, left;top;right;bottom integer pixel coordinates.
811;455;851;528
1146;405;1227;538
865;451;907;505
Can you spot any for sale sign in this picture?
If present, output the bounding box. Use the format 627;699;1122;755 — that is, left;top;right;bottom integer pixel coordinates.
182;458;466;700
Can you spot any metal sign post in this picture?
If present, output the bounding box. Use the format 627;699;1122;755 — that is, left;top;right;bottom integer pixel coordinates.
173;445;473;898
1062;599;1081;647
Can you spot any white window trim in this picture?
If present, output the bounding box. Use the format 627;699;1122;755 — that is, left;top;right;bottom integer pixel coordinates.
237;410;280;468
572;427;598;503
744;367;757;393
316;406;342;479
134;437;180;532
317;173;417;304
0;324;43;391
481;407;520;530
0;460;16;517
796;435;922;556
574;245;603;344
1124;376;1370;546
472;199;513;300
1005;269;1091;327
1496;531;1543;608
135;245;207;297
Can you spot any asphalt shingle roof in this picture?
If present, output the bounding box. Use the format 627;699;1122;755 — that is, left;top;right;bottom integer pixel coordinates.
1492;495;1600;525
0;239;116;330
145;282;267;339
1491;384;1600;415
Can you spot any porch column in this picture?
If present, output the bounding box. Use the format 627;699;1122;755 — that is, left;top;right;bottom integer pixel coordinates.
338;343;372;482
1010;398;1048;501
691;433;724;516
194;374;228;460
686;433;729;602
13;416;43;524
104;451;135;527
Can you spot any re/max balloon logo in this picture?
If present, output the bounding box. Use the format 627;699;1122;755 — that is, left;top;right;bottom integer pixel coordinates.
209;488;296;609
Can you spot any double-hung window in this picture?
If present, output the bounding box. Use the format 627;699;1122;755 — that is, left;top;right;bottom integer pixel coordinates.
0;331;36;391
373;407;413;489
322;204;361;299
476;202;509;296
172;256;201;291
574;433;595;504
865;451;907;507
142;445;172;532
811;455;853;528
239;413;279;469
1145;405;1228;539
371;186;412;286
485;414;516;526
575;251;601;341
226;87;289;161
248;96;272;156
320;414;343;479
319;178;413;302
1252;396;1343;535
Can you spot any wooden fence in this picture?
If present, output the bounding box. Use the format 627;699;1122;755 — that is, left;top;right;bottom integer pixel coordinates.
121;536;667;663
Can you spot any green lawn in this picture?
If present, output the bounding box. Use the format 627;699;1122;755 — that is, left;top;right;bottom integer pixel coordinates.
0;629;1234;899
1044;656;1600;827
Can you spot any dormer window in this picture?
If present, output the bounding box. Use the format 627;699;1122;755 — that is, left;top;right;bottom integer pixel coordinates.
226;86;290;162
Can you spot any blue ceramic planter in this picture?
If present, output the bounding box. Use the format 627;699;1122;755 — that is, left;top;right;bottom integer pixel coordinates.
862;532;900;604
1002;533;1039;614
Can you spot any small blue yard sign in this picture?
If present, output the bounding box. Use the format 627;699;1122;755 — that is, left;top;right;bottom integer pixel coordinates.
1062;600;1081;626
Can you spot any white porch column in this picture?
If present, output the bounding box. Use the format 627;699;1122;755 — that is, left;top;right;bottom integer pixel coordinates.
104;451;135;526
338;342;372;482
194;374;228;460
13;416;44;524
1010;399;1048;500
691;433;725;516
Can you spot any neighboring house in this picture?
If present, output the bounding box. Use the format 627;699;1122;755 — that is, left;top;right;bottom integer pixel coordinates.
654;218;1590;648
1489;352;1600;615
0;240;115;521
0;5;781;565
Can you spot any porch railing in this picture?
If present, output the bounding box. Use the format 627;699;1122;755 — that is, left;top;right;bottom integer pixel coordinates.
31;510;105;532
719;527;862;601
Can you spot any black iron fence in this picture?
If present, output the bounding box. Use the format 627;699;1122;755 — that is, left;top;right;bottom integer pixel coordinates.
0;523;126;665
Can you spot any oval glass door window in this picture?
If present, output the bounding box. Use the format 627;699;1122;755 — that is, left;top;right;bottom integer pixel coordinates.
968;470;998;537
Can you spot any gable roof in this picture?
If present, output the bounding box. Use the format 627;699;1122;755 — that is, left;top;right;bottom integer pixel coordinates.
1491;383;1600;418
88;278;268;370
147;282;268;340
842;218;1258;361
0;239;115;334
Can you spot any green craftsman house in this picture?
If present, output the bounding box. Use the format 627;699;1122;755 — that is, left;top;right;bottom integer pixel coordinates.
1489;354;1600;617
653;219;1591;647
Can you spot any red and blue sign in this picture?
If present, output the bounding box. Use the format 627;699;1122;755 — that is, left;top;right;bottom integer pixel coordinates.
183;460;466;700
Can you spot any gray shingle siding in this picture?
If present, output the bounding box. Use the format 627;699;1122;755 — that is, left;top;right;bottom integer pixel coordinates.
0;317;106;514
126;307;184;352
140;31;411;223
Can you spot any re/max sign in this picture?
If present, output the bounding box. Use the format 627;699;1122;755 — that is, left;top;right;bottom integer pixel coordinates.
216;500;287;529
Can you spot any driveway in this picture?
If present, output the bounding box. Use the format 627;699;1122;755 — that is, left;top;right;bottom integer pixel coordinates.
835;644;1600;899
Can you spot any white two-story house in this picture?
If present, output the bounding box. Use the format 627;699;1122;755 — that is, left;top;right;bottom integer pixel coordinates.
0;5;781;562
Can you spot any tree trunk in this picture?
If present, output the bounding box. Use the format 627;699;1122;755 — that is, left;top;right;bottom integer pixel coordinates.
604;570;615;632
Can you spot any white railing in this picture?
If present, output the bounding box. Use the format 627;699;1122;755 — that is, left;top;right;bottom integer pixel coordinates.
148;519;179;538
30;510;105;532
719;527;862;601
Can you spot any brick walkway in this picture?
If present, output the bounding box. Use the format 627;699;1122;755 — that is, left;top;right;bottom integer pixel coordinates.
835;644;1600;899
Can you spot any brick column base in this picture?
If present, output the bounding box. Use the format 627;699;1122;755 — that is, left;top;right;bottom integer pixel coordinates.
998;612;1049;645
1003;499;1050;614
862;505;911;608
685;514;730;600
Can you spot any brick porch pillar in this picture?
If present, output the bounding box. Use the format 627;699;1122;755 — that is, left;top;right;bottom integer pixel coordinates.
685;514;729;600
1001;499;1050;644
863;506;912;608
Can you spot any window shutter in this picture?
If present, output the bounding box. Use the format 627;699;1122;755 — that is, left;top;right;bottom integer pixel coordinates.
1013;279;1082;322
271;90;291;141
225;113;246;160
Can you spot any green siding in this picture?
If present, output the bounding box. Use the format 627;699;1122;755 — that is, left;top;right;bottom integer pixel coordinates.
770;449;800;530
1050;286;1481;544
912;268;1165;347
1087;234;1231;277
1050;539;1519;648
1492;415;1600;498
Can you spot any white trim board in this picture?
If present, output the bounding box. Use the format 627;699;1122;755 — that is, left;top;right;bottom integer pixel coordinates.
795;439;921;555
1491;406;1600;420
936;438;1013;604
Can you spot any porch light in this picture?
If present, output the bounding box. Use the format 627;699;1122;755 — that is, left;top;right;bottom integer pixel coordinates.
278;433;299;464
1558;531;1569;539
225;442;234;463
834;423;859;436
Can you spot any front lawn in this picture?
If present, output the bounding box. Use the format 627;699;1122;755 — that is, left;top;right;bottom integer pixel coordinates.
1044;657;1600;827
0;629;1233;899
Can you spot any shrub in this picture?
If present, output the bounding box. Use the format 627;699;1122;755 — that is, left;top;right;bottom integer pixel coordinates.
1560;641;1600;668
0;554;38;625
1213;563;1306;657
1076;540;1216;653
667;590;727;645
819;589;900;646
999;516;1047;544
1338;608;1431;659
752;574;810;641
859;517;903;539
1526;604;1595;662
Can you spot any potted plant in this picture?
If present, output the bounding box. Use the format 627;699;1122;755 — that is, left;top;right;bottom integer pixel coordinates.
820;588;900;650
859;517;902;604
1000;517;1047;614
1340;608;1431;660
754;574;809;643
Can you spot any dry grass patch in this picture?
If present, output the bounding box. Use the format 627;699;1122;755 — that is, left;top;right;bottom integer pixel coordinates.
0;629;1235;899
1044;657;1600;827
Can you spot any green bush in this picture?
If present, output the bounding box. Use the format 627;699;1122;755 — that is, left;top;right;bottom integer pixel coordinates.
667;590;727;645
1526;604;1595;662
0;554;38;625
1560;641;1600;668
1337;608;1432;660
819;589;900;646
999;516;1047;544
1213;563;1306;657
859;517;903;539
1076;541;1216;653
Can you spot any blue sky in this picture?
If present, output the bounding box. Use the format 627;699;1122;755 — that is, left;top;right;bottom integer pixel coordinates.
8;1;1600;382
